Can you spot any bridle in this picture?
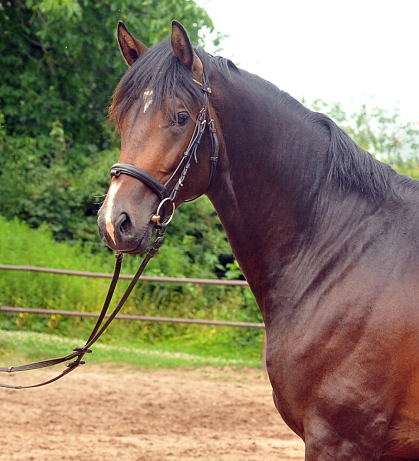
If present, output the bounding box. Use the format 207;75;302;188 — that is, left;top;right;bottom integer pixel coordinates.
110;61;219;225
0;55;219;389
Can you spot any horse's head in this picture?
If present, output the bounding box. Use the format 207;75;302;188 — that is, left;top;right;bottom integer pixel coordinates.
98;21;217;254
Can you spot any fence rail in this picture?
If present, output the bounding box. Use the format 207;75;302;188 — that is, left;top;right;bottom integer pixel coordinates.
0;264;248;286
0;264;264;328
0;263;267;371
0;306;264;329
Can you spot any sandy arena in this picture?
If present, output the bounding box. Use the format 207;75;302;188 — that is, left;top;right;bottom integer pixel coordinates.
0;365;305;460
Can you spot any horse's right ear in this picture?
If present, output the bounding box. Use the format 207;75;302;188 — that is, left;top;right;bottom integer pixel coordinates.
117;21;148;67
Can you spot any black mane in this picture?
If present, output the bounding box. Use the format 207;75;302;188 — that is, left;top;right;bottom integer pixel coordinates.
245;78;402;204
109;42;236;128
311;111;399;203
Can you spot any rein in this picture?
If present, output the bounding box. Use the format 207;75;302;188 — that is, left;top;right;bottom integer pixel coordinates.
0;226;166;389
0;61;218;390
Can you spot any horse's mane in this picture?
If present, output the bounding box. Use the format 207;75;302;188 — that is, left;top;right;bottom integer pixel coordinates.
276;89;402;203
309;111;400;203
109;42;236;128
242;76;403;203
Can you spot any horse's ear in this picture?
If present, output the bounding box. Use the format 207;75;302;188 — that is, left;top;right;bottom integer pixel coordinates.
117;21;148;67
171;20;203;80
171;20;194;70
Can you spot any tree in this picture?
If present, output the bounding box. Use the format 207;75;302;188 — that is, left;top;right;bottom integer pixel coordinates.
0;0;219;243
0;0;215;144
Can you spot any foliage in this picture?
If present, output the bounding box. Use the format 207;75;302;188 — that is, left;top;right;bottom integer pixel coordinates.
308;98;419;163
0;124;117;242
0;0;219;244
0;0;214;142
0;1;263;362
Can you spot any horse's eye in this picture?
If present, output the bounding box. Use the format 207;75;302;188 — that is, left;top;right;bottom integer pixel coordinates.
176;112;189;126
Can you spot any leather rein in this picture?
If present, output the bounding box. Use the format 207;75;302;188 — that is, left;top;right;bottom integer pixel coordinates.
0;63;218;390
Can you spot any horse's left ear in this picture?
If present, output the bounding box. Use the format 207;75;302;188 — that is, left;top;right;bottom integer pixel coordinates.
171;20;203;79
171;20;193;69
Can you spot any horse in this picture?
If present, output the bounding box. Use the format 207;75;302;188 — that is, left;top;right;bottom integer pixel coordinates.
97;20;419;459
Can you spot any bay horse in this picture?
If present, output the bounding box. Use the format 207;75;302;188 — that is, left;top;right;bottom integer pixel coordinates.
97;20;419;459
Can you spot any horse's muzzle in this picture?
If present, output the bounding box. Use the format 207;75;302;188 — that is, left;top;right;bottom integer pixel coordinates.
97;206;155;255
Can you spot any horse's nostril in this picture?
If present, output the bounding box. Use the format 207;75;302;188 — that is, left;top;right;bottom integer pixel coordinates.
119;213;132;236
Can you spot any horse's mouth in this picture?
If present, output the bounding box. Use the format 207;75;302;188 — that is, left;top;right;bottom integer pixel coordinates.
98;218;155;255
123;231;154;255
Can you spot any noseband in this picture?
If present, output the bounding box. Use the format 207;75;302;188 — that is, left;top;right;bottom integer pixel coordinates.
109;64;219;225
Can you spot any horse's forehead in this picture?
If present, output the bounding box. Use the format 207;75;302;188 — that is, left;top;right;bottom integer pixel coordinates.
121;94;191;133
120;100;162;136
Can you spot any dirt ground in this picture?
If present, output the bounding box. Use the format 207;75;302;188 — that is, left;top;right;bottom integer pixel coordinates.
0;365;305;460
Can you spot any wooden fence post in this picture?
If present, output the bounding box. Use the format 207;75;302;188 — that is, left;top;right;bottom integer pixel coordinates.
261;330;267;377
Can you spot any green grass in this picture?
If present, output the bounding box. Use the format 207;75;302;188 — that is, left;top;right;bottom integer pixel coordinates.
0;329;263;371
0;214;265;367
0;214;265;377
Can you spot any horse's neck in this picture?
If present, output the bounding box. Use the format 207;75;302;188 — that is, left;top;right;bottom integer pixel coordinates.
206;75;376;315
206;83;311;305
208;155;378;320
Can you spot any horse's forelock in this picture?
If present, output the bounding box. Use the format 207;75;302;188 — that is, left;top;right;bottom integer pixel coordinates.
109;41;206;129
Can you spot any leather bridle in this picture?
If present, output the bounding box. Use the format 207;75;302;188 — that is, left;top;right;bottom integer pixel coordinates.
110;65;219;225
0;57;219;389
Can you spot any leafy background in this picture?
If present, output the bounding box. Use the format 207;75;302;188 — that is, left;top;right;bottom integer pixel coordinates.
1;0;418;362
